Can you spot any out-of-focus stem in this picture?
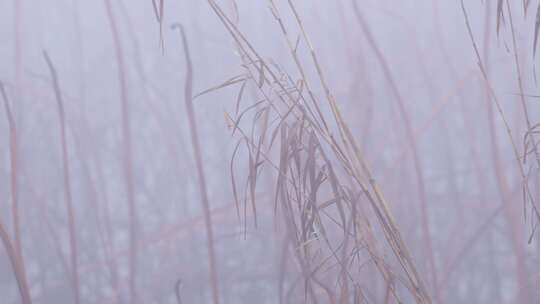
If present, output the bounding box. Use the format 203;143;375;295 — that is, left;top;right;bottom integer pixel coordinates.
173;23;220;304
0;220;31;304
14;0;23;99
1;83;31;304
43;51;80;304
480;3;503;302
1;82;26;275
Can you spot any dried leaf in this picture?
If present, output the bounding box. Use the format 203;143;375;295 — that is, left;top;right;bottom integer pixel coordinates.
194;74;246;99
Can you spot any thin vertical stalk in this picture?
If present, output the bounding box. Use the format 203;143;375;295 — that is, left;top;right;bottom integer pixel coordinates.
0;220;31;304
173;23;220;304
1;83;25;270
43;51;80;304
1;84;31;304
103;0;139;302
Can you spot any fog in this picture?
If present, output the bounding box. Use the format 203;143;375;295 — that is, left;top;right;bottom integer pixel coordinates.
1;1;540;303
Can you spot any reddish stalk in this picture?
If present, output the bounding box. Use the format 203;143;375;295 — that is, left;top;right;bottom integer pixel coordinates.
0;84;31;304
1;82;26;273
43;51;80;304
0;220;31;304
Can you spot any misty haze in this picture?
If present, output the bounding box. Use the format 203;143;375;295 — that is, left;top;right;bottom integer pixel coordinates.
1;1;540;303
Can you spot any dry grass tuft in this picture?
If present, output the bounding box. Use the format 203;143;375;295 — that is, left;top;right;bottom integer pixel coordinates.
199;1;435;302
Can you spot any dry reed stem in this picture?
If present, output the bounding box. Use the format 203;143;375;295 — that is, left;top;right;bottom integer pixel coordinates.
460;0;540;224
505;0;540;169
287;1;431;302
461;2;536;302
